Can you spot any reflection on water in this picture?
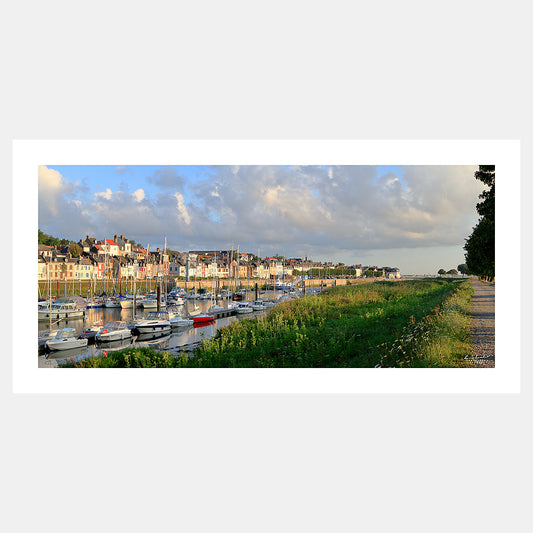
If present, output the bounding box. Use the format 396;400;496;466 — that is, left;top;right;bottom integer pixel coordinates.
38;293;276;366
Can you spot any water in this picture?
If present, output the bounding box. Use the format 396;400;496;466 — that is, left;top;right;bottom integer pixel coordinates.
38;291;281;367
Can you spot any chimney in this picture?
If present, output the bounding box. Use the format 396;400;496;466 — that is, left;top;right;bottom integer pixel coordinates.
120;235;123;240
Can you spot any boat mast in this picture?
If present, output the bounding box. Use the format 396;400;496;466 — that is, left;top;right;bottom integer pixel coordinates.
48;260;52;331
163;235;167;305
237;244;240;292
229;243;234;297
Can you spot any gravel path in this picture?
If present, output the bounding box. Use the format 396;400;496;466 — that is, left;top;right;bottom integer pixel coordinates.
469;279;495;367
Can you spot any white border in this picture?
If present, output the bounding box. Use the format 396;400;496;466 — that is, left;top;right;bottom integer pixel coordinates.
13;140;520;393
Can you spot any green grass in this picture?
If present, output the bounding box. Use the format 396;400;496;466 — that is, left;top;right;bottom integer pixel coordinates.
189;278;474;368
377;280;475;367
60;346;189;368
59;278;475;368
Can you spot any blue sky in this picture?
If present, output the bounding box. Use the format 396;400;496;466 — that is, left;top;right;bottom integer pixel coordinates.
39;164;485;274
52;164;406;203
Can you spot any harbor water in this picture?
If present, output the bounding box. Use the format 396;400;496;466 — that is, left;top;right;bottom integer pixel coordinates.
38;291;283;367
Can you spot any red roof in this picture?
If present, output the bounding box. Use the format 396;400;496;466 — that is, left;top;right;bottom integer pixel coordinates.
105;239;116;246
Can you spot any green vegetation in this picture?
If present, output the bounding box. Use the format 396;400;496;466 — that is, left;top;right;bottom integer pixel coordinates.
61;279;475;368
464;165;495;281
61;347;189;368
457;264;469;276
69;243;81;257
377;280;474;368
189;278;473;368
38;229;75;247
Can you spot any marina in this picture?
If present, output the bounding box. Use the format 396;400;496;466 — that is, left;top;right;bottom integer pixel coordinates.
37;289;302;367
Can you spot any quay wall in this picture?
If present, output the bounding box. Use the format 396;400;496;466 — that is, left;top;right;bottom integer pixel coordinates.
38;276;397;298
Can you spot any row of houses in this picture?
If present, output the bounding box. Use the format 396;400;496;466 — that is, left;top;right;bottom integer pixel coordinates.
37;235;401;281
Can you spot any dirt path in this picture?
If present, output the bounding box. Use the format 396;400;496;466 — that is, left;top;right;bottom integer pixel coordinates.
469;279;495;367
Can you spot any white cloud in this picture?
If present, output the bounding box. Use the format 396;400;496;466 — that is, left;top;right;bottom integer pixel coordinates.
38;165;93;237
38;165;71;217
133;189;145;202
174;192;191;225
94;188;113;201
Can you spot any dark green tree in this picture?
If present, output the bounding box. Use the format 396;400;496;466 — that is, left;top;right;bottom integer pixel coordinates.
464;165;495;281
457;264;469;276
447;269;458;276
438;269;446;276
70;243;81;257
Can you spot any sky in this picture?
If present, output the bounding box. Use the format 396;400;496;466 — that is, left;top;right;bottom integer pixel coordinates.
38;164;486;275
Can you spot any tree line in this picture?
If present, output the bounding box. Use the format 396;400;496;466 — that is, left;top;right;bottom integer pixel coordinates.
464;165;495;281
38;229;75;248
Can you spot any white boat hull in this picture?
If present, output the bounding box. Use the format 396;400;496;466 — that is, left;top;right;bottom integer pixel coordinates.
46;337;88;351
38;309;85;320
96;330;132;341
170;317;194;328
135;324;171;334
142;300;166;309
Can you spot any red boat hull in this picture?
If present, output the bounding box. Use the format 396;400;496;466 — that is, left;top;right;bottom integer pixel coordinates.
192;315;214;324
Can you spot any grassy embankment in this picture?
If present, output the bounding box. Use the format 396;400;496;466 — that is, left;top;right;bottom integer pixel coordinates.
61;278;475;368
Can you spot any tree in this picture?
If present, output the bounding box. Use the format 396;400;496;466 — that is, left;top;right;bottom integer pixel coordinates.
438;269;446;276
447;269;458;276
457;264;469;276
464;165;495;281
70;243;81;257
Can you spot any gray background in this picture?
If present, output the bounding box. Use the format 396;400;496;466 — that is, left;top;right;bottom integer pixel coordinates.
2;1;530;532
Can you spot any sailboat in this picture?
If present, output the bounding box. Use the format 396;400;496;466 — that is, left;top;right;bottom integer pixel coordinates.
207;257;225;313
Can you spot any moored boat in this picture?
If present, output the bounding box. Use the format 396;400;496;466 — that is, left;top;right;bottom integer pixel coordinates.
252;299;267;311
132;311;171;334
46;328;88;351
95;321;133;342
192;313;215;324
104;297;123;308
86;297;105;308
38;296;86;321
207;304;225;313
119;297;134;309
170;315;194;328
78;324;103;340
142;298;166;309
38;329;59;348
